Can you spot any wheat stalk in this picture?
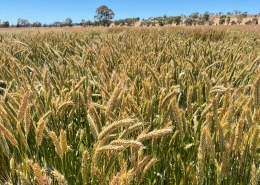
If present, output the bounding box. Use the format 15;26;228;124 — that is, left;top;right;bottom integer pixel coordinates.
49;131;63;158
98;118;136;141
137;128;172;142
51;169;68;185
60;129;69;155
0;122;18;147
17;93;29;121
36;120;46;146
105;79;125;118
32;163;44;185
254;76;260;108
0;132;9;157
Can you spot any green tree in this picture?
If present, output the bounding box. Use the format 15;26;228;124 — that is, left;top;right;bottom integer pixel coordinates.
17;18;29;27
219;19;225;25
245;20;252;25
231;20;236;25
65;18;73;27
166;17;174;25
219;15;226;25
242;12;248;18
53;22;62;27
32;21;42;27
85;20;93;26
80;19;85;27
189;12;199;19
202;12;210;21
2;21;9;28
252;18;258;25
234;10;241;15
93;20;100;26
156;17;164;26
227;16;231;25
184;18;193;26
237;15;243;24
94;5;115;26
173;16;182;25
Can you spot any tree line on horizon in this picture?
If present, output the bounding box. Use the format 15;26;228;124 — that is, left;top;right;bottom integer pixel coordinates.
0;5;260;28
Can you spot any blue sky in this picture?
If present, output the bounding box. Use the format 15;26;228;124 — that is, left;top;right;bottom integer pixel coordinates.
1;0;260;25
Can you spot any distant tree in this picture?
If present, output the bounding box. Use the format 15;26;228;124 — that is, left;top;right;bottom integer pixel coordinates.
197;18;205;25
173;16;182;25
227;12;232;15
136;17;140;21
65;18;73;27
32;21;42;27
80;19;85;27
252;18;258;24
17;18;22;27
23;19;30;27
208;19;215;25
219;15;226;25
85;20;93;26
166;17;174;25
202;12;210;21
231;20;236;25
154;16;161;20
93;20;100;26
227;16;231;25
114;20;121;26
219;19;225;25
245;20;252;25
17;18;30;27
53;22;62;27
2;21;9;28
123;18;139;26
237;15;243;24
184;18;193;26
157;17;164;26
234;10;242;15
94;5;114;26
242;12;248;18
189;12;199;19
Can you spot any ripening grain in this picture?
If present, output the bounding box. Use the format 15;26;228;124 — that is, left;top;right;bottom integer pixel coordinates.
0;27;259;184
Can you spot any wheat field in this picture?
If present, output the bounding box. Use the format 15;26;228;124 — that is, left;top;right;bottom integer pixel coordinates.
0;27;260;184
